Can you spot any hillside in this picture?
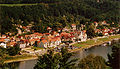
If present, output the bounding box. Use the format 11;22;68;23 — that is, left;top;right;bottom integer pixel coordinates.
0;0;119;34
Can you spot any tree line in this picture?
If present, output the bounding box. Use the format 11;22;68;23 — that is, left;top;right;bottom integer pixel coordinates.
0;0;119;34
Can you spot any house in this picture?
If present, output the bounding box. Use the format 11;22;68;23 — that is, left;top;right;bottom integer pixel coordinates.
94;21;98;27
0;42;6;48
102;21;107;25
60;32;71;41
71;24;76;31
77;30;87;42
1;35;6;38
19;43;26;48
29;38;40;46
8;41;16;47
95;29;101;34
37;39;48;48
57;28;62;33
102;29;109;36
47;27;52;33
51;31;60;36
70;35;76;42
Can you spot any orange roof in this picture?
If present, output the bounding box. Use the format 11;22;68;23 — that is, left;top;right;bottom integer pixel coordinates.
9;42;16;46
47;27;52;30
94;21;97;23
61;32;70;36
71;24;76;26
29;39;36;42
34;38;40;41
37;33;43;36
83;30;86;33
45;33;50;35
34;33;39;35
41;40;48;43
0;38;6;42
25;35;31;38
23;26;27;29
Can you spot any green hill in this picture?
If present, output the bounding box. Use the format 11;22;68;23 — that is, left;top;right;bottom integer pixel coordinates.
0;0;119;34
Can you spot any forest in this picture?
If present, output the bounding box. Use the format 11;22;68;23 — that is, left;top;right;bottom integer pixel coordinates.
0;0;119;34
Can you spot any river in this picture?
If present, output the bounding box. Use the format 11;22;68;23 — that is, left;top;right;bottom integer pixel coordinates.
4;39;120;69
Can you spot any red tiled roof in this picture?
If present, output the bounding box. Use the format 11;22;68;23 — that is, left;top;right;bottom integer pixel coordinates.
0;38;5;42
45;33;50;35
71;24;76;26
41;40;48;43
83;30;86;33
23;26;27;29
47;27;52;30
41;37;45;40
94;21;97;23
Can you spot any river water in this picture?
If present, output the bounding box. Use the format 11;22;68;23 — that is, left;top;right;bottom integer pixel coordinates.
5;39;120;69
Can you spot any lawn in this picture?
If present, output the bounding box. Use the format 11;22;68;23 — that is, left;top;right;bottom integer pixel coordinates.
73;40;95;47
73;35;120;47
0;3;38;6
109;35;120;39
98;37;110;42
32;47;44;50
4;54;37;63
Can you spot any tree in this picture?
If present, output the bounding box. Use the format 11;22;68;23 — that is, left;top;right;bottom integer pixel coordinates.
34;47;78;69
78;54;106;69
86;24;96;38
107;43;120;69
7;44;21;56
0;47;8;68
59;47;78;69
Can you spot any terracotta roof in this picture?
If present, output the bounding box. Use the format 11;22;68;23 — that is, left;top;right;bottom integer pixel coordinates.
9;41;16;46
94;21;97;23
41;37;45;40
41;40;48;43
23;26;27;29
34;33;39;35
71;24;76;26
83;30;86;33
37;33;43;36
47;27;52;30
0;38;6;42
25;35;31;38
45;33;50;35
70;36;75;38
29;39;36;42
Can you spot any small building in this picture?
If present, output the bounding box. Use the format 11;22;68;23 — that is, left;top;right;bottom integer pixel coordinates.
71;24;76;31
37;40;48;48
0;42;6;48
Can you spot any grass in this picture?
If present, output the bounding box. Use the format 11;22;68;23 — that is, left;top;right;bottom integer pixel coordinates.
4;54;37;63
98;37;110;42
109;35;120;39
0;3;38;7
73;40;97;47
73;35;120;47
32;47;44;50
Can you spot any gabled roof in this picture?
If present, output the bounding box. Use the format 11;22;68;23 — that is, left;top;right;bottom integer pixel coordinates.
47;27;52;30
41;40;48;43
0;38;6;42
71;24;76;26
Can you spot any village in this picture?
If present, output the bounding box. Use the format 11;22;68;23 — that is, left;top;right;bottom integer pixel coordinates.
0;21;120;55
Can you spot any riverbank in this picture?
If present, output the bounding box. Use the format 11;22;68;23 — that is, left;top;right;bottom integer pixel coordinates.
71;34;120;52
4;55;38;63
4;34;120;63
